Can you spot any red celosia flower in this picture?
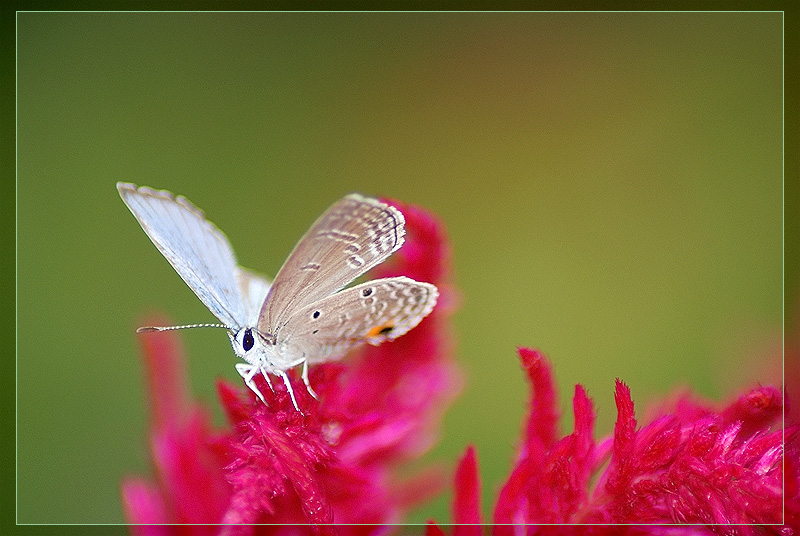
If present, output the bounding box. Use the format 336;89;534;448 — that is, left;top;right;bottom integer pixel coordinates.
430;348;798;535
121;199;460;534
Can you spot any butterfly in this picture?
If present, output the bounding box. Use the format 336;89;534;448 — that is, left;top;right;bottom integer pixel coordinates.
118;183;438;411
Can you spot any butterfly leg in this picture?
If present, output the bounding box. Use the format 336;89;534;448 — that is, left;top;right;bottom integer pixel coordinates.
301;360;319;400
236;363;266;404
279;370;302;413
260;368;276;393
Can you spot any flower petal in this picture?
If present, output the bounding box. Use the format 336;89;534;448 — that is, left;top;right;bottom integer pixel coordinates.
120;478;169;527
453;445;482;529
518;347;559;452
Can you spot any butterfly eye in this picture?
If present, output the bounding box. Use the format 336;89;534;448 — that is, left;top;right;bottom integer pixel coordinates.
243;329;254;351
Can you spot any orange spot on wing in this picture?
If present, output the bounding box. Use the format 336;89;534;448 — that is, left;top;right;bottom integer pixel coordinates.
366;322;395;338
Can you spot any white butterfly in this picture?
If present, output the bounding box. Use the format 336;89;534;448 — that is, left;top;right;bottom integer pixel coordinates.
118;183;438;411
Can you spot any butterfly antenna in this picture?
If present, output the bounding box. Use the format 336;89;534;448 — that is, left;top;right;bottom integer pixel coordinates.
136;323;230;333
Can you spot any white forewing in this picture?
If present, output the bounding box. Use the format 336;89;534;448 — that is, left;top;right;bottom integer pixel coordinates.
117;183;248;329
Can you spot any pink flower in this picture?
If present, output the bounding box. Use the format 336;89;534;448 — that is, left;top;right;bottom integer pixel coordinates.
431;347;798;535
121;199;460;533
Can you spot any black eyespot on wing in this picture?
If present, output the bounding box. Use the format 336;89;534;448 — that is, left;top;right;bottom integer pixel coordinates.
378;325;393;335
362;288;373;297
312;329;319;334
243;329;254;351
312;311;321;319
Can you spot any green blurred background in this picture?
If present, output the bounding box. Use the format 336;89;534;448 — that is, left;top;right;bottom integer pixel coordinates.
17;12;786;525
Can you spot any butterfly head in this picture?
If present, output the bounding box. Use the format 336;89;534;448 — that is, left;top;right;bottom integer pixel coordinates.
229;327;280;370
